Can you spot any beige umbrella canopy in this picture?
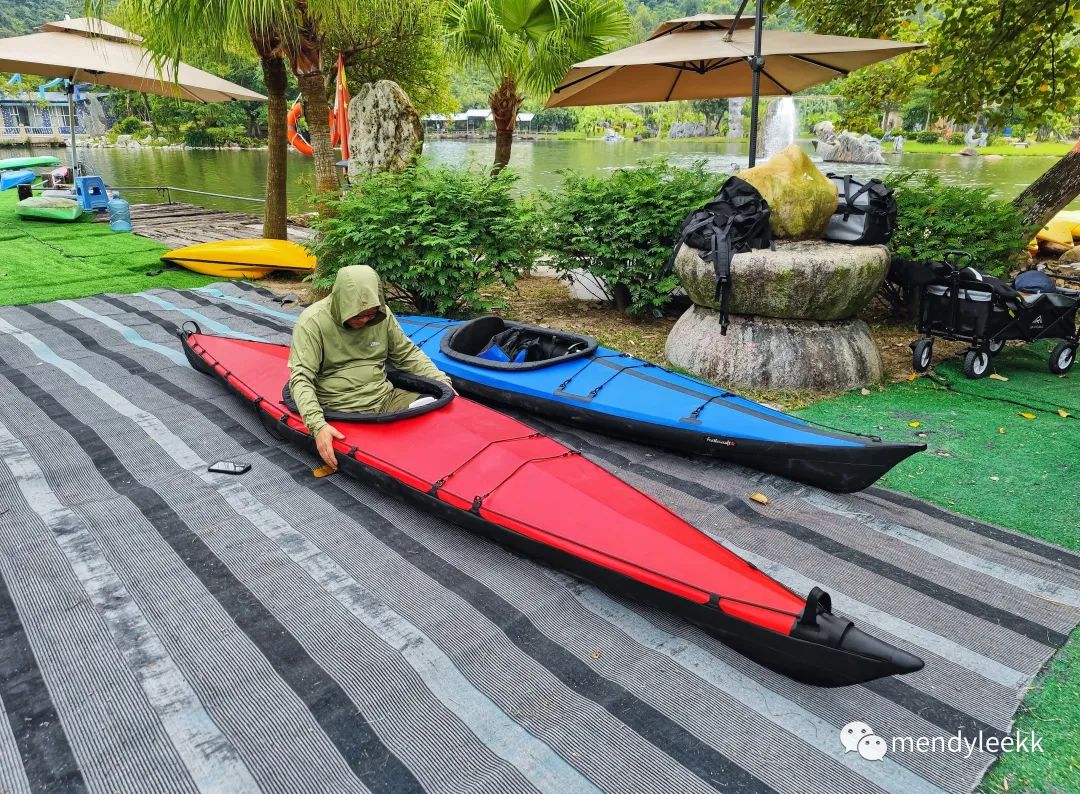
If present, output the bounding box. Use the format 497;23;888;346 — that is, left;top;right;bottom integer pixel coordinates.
0;17;265;170
547;15;925;108
0;18;265;102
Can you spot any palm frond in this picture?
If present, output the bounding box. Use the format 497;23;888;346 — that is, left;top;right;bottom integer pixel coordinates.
445;0;517;77
520;0;628;94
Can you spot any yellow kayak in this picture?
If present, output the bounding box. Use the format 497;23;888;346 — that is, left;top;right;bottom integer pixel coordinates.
1049;210;1080;238
162;239;316;279
1036;219;1075;248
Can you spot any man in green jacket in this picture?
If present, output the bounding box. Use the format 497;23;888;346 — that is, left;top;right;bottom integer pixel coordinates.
288;265;452;470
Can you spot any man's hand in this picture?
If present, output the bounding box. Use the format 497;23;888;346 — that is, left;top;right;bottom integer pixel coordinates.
315;425;345;470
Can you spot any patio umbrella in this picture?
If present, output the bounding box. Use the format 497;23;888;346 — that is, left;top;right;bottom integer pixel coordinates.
545;5;925;165
0;17;266;173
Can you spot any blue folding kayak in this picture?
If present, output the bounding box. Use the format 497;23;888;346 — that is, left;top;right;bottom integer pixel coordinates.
400;315;924;493
0;170;34;191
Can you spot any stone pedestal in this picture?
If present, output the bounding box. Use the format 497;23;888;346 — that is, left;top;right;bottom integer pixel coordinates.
674;240;889;321
667;240;888;391
666;308;883;391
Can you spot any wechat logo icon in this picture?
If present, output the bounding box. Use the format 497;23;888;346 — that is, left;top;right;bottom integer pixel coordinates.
841;721;888;761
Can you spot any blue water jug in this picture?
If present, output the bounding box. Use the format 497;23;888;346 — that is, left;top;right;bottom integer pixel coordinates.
108;192;132;232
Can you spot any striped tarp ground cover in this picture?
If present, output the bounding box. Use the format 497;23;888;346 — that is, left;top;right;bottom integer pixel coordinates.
0;284;1074;794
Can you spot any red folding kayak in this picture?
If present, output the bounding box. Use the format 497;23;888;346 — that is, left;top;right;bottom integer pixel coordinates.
181;327;923;687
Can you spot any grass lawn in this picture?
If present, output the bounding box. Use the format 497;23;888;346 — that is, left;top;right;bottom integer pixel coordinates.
0;189;216;307
902;141;1073;157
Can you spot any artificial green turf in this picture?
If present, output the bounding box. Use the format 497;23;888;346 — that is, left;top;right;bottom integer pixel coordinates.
800;348;1079;793
0;189;216;306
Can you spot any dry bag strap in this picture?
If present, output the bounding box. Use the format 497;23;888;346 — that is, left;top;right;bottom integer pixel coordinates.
711;217;735;335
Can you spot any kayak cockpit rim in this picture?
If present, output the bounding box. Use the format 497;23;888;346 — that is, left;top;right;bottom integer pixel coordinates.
441;316;598;370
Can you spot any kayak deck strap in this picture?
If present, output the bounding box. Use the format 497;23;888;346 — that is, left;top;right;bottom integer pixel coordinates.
472;450;581;508
430;432;542;494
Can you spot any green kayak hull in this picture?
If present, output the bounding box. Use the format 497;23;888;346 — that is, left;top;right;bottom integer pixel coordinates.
0;155;62;171
16;197;84;222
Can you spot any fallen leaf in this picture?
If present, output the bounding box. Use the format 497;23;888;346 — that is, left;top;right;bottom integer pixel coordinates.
990;475;1000;481
312;464;336;478
1019;412;1037;420
989;373;1009;382
908;421;921;428
907;372;919;382
999;427;1006;434
860;388;871;396
749;492;769;505
591;650;601;659
1059;409;1072;418
935;450;952;457
917;432;928;438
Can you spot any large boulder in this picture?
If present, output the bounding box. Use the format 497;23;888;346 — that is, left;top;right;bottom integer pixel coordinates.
348;80;423;178
674;240;889;321
668;122;708;138
666;307;883;391
813;120;837;143
1058;246;1080;264
816;131;886;165
738;145;838;239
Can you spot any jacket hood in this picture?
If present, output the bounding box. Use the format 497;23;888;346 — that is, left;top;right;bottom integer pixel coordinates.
330;265;387;328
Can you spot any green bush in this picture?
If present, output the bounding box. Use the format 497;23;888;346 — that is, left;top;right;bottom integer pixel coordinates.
184;128;215;148
947;132;966;145
915;130;940;144
112;115;144;135
308;163;537;316
885;173;1030;277
541;159;725;315
870;127;884;139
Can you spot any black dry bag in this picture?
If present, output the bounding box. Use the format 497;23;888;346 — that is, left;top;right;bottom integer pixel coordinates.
823;174;897;245
665;176;773;334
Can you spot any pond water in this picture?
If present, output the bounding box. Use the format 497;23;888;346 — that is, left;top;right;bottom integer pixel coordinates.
13;138;1072;215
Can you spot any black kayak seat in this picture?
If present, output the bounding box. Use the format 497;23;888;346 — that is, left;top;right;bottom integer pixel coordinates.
447;316;507;356
441;317;598;371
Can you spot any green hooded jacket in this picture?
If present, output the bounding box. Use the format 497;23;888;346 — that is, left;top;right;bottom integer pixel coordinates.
287;265;450;435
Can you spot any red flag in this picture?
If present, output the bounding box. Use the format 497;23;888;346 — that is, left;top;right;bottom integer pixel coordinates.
334;53;351;160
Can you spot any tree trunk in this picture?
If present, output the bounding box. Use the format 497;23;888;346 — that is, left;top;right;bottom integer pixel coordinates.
1013;139;1080;232
261;55;289;240
287;3;338;196
297;72;338;194
489;75;523;172
140;94;158;135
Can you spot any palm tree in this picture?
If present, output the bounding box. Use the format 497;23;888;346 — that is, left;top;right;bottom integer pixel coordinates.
92;0;355;235
445;0;629;169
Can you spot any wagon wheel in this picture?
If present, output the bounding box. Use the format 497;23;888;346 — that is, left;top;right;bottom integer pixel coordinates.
911;339;933;372
962;349;990;379
1049;342;1076;375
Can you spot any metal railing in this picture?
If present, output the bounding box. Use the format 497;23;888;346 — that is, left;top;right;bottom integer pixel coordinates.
111;185;265;204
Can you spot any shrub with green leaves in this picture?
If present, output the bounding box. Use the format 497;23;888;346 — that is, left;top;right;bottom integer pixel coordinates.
308;163;537;317
884;172;1030;277
915;130;940;144
183;128;215;148
947;132;966;145
113;115;144;135
541;159;725;315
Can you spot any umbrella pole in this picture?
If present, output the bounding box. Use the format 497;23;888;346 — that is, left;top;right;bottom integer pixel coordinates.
746;0;765;167
66;79;79;176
